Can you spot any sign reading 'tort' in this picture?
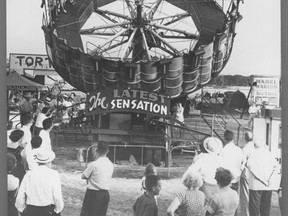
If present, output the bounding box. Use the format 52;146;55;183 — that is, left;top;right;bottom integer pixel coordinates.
9;53;54;74
86;89;170;117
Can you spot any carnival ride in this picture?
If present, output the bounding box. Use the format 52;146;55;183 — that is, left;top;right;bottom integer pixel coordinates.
41;0;243;165
42;0;242;97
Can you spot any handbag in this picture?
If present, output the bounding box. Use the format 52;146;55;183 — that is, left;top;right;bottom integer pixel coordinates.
174;192;188;216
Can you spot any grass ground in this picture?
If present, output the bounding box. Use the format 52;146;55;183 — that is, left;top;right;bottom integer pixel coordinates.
52;147;281;216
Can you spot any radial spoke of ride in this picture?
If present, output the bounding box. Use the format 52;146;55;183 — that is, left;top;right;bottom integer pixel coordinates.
156;45;175;56
152;13;190;26
121;28;138;61
148;29;180;55
125;0;136;19
80;22;131;35
100;39;129;54
149;23;199;39
95;9;132;22
139;28;151;61
94;28;132;54
144;0;163;20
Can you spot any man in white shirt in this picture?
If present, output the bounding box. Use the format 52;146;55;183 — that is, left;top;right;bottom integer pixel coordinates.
186;137;223;200
15;149;64;216
26;136;42;170
33;107;50;136
220;130;244;192
247;137;279;216
39;118;54;151
20;113;34;168
248;102;259;128
239;131;255;216
20;113;33;149
80;141;114;216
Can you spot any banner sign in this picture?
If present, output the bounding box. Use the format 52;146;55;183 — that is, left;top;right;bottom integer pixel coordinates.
86;89;170;117
9;53;54;74
252;76;280;107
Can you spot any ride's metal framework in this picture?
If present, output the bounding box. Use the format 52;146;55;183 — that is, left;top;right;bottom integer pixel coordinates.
42;0;243;98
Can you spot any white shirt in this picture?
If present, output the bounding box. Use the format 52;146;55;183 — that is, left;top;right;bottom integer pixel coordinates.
220;142;244;183
39;130;52;151
20;125;32;148
35;113;48;128
15;165;64;213
187;153;223;185
63;100;72;108
26;148;39;170
175;106;184;122
79;103;85;110
83;157;114;190
241;141;256;179
20;125;32;165
8;174;19;191
247;147;279;191
248;105;258;114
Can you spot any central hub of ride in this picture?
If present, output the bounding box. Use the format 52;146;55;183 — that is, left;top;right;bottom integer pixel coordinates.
135;0;144;26
80;0;200;61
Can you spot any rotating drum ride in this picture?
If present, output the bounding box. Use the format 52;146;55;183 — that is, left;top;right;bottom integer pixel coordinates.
42;0;243;98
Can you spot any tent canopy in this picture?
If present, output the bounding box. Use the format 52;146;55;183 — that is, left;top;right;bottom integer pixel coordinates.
7;71;46;90
224;90;247;109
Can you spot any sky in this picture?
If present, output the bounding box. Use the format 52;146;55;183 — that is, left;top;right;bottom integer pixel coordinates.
6;0;281;77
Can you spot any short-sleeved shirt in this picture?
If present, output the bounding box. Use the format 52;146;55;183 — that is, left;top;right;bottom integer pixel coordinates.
241;141;255;179
35;113;48;128
8;174;19;191
133;193;158;216
220;142;244;183
176;189;206;216
20;125;32;148
207;186;239;216
39;130;52;151
188;153;223;185
83;157;114;191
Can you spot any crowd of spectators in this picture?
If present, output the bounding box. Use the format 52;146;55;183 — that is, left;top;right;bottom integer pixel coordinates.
8;91;86;130
7;100;281;216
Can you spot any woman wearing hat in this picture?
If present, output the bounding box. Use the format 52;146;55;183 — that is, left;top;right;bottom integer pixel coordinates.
15;149;64;216
185;137;223;201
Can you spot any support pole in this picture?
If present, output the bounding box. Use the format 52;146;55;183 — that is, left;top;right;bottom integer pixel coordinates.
113;145;116;164
141;146;143;165
240;82;257;119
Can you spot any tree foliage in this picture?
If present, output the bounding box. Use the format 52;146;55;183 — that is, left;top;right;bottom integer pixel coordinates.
208;75;254;87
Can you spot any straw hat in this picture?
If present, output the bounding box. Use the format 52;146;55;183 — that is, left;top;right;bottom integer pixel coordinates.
34;148;55;164
203;137;223;154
